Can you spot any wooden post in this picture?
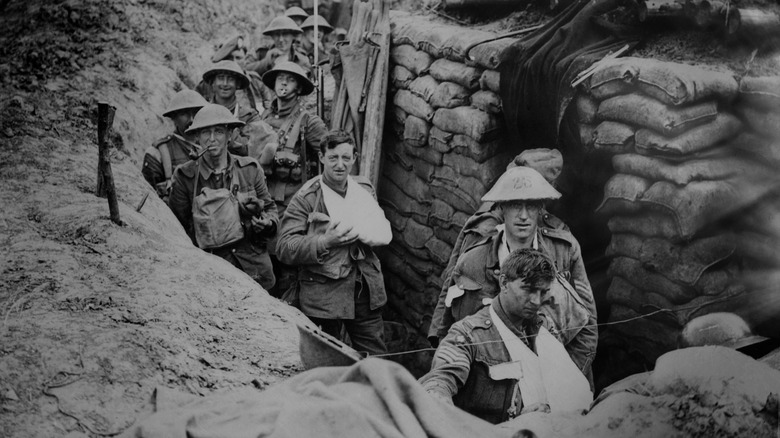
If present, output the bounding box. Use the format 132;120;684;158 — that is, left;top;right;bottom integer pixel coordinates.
96;102;122;225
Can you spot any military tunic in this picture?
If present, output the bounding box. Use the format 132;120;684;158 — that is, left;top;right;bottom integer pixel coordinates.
142;133;198;201
168;154;279;290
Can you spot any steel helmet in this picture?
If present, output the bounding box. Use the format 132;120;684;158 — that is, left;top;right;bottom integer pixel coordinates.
202;60;250;89
263;16;303;35
284;6;309;20
185;103;245;134
211;35;246;63
301;15;333;32
262;61;314;96
162;89;208;118
680;312;770;350
481;166;562;203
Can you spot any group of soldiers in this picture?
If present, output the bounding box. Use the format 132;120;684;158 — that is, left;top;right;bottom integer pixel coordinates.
140;4;599;425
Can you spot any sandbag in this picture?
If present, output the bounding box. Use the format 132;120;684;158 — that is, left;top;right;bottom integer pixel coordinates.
391;65;415;90
403;115;430;148
383;204;409;232
639;177;776;239
593;121;636;154
408;75;440;102
428;58;483;91
589;78;635;101
735;104;780;140
434;223;460;248
736;231;780;268
432;107;501;142
469;90;502;114
429;198;455;228
450;134;503;163
728;132;780;166
608;304;679;356
392;107;408;128
442;151;511;185
428;126;454;153
401;218;434;249
390;44;433;76
596;174;651;216
589;57;739;106
607;234;736;286
404;139;443;165
634;112;743;157
425;236;453;266
394;89;435;121
430;82;471;109
381;160;431;208
431;166;484;213
579;123;596;148
575;94;599;124
479;69;501;93
606;277;742;328
597;94;718;137
739;192;780;238
608;257;697;304
607;212;684;241
391;14;513;69
378;180;429;225
612;153;761;186
379;245;428;291
410;157;436;182
737;76;780;110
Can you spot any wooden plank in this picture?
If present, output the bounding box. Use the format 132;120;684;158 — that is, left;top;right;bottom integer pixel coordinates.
95;102;122;225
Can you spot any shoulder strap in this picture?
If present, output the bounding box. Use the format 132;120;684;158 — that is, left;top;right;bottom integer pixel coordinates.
158;142;173;180
191;159;201;213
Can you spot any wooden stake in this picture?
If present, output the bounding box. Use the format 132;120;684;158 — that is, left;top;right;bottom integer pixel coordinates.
96;102;122;225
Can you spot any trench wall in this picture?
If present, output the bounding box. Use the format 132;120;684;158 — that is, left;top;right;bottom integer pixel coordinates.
381;12;780;379
377;13;518;365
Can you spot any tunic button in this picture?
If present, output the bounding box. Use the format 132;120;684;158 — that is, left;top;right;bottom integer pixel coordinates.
458;284;463;289
231;249;236;253
493;269;500;275
485;319;492;326
543;229;548;234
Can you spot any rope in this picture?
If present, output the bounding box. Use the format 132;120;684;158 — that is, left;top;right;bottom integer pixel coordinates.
368;294;742;359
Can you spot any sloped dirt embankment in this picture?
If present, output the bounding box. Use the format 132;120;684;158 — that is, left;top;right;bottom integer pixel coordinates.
0;1;309;436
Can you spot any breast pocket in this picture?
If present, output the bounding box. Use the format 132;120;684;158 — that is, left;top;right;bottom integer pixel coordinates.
450;275;492;322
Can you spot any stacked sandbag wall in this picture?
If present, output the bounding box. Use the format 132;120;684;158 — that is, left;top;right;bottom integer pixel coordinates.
576;57;780;379
378;13;517;361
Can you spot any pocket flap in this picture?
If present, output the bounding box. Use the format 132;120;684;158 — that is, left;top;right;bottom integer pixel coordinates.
489;362;523;381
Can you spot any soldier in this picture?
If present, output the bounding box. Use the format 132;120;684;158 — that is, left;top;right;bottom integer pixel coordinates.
299;14;333;66
246;16;311;79
428;165;598;386
201;60;279;162
420;249;593;423
259;61;328;216
284;5;309;27
275;130;392;355
142;89;208;203
258;61;328;297
168;104;278;290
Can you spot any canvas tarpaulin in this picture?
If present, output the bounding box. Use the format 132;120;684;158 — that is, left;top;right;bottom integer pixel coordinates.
498;0;639;150
120;358;513;438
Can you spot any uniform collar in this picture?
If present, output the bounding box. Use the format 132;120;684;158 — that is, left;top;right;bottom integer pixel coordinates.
199;153;235;180
496;225;539;267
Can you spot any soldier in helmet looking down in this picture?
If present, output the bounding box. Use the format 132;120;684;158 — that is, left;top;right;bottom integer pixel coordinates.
168;104;278;290
142;89;208;203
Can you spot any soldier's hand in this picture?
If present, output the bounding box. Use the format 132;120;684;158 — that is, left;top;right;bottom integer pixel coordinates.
321;220;359;249
520;402;550;415
250;215;272;233
265;48;284;63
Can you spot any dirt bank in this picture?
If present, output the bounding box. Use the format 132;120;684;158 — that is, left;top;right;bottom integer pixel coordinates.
0;1;310;436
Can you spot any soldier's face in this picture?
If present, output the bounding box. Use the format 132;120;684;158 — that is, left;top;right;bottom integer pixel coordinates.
501;201;541;243
274;72;300;99
171;109;198;134
320;142;355;184
500;277;550;321
272;31;295;53
197;125;229;158
213;74;238;100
